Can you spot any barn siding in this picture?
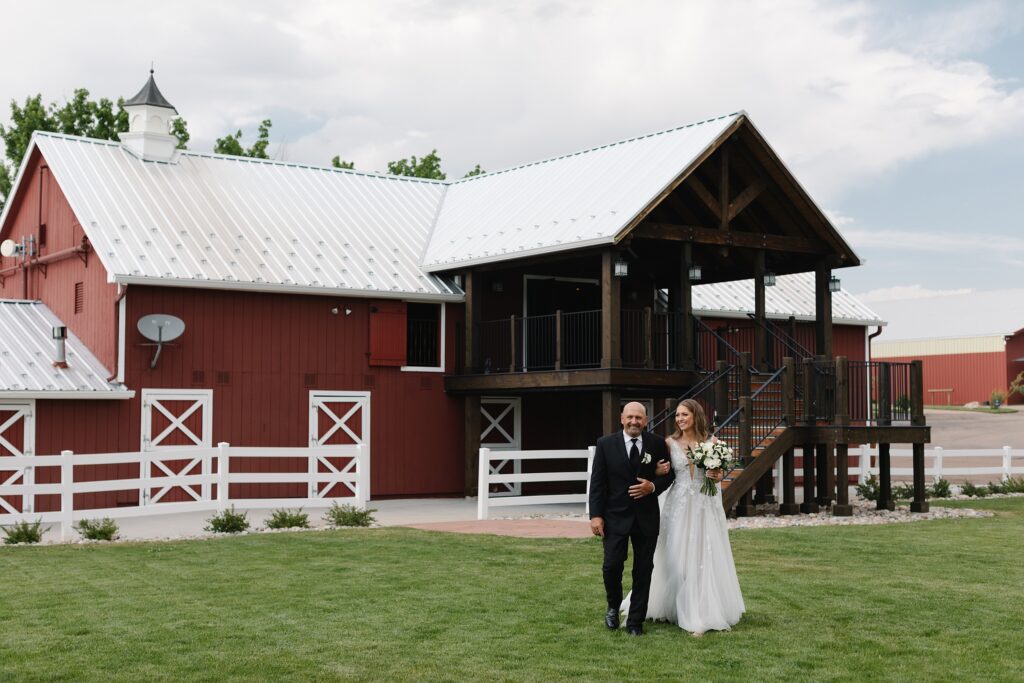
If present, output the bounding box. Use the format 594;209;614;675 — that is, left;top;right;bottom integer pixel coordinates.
873;350;1007;406
1004;330;1024;405
0;150;118;371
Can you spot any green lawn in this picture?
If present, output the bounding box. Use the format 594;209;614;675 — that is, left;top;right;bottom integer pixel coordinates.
2;500;1022;682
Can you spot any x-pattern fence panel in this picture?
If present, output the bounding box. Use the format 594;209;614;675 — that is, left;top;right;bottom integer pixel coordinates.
0;402;33;514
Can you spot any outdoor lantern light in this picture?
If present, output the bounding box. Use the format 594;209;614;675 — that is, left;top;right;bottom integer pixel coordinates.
614;258;629;277
763;272;776;287
688;265;702;282
829;275;841;292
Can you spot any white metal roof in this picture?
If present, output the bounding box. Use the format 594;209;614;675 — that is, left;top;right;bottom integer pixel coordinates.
693;272;885;326
0;300;134;398
422;113;742;271
30;133;460;301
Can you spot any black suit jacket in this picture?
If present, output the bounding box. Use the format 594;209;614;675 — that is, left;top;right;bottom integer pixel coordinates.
589;431;674;537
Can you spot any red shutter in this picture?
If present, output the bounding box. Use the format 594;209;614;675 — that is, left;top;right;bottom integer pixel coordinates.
369;301;407;366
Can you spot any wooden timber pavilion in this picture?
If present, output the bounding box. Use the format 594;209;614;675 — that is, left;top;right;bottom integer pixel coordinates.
443;114;931;516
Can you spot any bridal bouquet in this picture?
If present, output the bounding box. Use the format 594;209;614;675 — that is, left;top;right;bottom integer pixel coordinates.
686;440;736;496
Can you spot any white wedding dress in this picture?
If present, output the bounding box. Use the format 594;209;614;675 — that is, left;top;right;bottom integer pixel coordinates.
622;439;745;632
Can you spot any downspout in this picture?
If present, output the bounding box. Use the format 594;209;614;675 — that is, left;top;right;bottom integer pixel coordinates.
867;325;883;362
107;283;129;381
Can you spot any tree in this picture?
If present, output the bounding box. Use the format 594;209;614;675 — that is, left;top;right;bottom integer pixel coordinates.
215;118;272;159
331;155;355;170
387;149;445;180
463;164;485;178
0;88;189;209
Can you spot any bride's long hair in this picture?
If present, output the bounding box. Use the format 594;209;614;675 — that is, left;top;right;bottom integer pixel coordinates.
670;399;710;442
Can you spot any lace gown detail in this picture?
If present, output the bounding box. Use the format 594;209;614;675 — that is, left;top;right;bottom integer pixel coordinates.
622;439;745;632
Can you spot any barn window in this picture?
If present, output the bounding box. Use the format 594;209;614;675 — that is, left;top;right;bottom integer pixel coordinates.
368;301;446;370
406;303;442;368
74;282;84;314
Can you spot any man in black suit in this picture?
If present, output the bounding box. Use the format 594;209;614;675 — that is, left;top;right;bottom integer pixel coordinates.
588;401;673;636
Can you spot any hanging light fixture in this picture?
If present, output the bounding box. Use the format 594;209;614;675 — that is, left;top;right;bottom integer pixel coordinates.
763;271;776;287
688;265;702;282
829;275;841;292
613;257;629;277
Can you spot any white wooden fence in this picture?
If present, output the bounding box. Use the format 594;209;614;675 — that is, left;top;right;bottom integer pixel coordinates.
0;442;367;540
770;445;1024;499
477;447;594;520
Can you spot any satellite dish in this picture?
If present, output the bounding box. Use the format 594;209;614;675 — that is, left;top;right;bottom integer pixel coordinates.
137;314;185;369
138;314;185;342
1;239;19;257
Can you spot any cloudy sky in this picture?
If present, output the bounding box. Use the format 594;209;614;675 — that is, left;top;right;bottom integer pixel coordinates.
2;0;1021;339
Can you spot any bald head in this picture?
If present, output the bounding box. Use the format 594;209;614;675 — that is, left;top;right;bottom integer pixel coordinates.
620;402;648;437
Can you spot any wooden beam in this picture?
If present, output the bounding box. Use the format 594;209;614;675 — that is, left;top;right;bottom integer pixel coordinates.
601;251;621;368
814;262;833;357
719;145;730;231
685;174;721;220
754;250;768;372
727;178;766;222
636;221;827;254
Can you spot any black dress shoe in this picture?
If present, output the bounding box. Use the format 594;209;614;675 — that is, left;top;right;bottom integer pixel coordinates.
605;608;620;629
626;625;644;636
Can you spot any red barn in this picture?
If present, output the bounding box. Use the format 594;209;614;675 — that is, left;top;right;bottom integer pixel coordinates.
2;73;900;519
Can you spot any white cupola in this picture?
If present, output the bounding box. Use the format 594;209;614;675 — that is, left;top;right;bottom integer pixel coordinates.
118;70;180;162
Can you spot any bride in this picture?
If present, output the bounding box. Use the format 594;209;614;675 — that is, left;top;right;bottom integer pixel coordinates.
622;398;745;635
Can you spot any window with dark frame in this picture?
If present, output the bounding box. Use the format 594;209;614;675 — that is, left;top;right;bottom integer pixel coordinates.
406;303;441;367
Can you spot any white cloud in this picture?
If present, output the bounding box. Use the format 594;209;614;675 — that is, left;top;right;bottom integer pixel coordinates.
1;0;1023;195
856;285;974;303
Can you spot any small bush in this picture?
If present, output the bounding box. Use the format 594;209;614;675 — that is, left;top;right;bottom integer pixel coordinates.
930;479;952;499
73;518;119;541
961;482;989;498
892;482;917;500
205;506;250;533
990;390;1006;408
987;481;1007;495
266;508;309;530
2;519;44;545
856;475;880;502
894;394;911;413
323;502;376;528
1001;476;1024;493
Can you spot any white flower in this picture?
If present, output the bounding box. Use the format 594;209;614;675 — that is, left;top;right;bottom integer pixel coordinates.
707;457;721;469
641;453;651;464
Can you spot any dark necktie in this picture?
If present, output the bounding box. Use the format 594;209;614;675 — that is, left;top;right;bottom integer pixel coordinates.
629;438;640;470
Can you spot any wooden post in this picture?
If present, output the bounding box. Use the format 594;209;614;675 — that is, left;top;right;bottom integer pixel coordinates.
910;360;925;426
911;442;929;513
814;262;833;358
465;270;481;372
835;356;849;426
801;357;814;425
735;396;756;517
601;251;621;369
602;389;622;437
754;250;769;371
877;363;892;426
780;447;799;515
739;352;752;398
554;309;562;371
465;396;481;496
679;243;694;370
877;443;894;511
834;443;852;516
643;306;653;369
815;443;831;507
509;314;517;372
800;443;819;514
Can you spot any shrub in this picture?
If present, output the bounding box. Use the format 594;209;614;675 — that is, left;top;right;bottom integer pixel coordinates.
73;518;119;541
892;482;917;500
266;508;309;530
894;394;911;413
961;482;989;498
2;519;44;545
1002;476;1024;493
855;475;880;502
930;479;952;499
205;506;250;533
324;502;376;528
990;390;1006;408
